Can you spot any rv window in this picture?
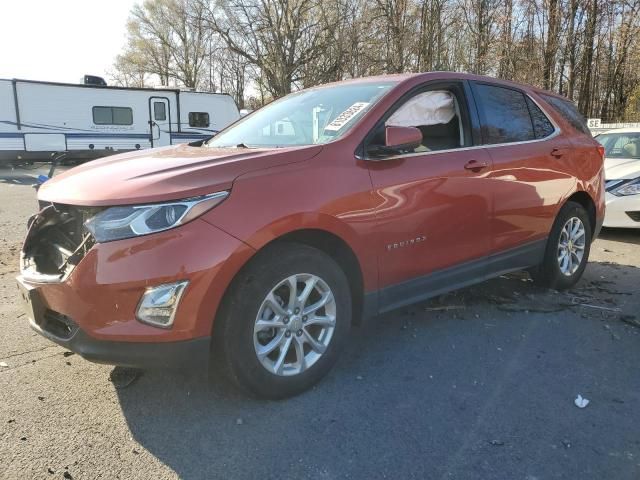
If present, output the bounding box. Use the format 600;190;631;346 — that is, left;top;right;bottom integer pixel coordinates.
189;112;210;128
154;102;167;121
92;106;133;125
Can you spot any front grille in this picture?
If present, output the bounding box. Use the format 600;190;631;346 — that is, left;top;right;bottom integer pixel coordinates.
22;203;101;278
39;309;78;339
626;211;640;222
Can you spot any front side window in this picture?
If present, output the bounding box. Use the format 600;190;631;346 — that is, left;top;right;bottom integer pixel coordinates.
381;89;467;152
189;112;209;128
207;82;396;148
92;106;133;125
540;94;591;136
473;84;534;144
596;132;640;159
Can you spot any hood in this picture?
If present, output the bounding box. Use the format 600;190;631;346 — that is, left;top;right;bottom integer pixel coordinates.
604;157;640;180
38;143;322;206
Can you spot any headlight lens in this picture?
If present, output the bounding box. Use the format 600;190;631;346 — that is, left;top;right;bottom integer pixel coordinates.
611;179;640;196
85;191;228;242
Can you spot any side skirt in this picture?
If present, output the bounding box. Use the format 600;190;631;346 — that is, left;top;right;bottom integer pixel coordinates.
363;238;547;317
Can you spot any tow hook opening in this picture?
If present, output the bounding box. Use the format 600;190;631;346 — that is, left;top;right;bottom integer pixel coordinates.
39;309;78;340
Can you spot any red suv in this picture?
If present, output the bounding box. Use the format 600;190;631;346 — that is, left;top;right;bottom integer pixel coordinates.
17;73;605;398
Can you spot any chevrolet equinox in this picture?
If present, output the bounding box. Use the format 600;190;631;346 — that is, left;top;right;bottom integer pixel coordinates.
17;72;605;399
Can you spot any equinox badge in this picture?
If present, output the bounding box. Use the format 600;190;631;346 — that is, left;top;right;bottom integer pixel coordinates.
386;235;426;251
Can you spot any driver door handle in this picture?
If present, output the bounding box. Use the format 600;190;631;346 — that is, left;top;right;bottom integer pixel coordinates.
464;160;488;172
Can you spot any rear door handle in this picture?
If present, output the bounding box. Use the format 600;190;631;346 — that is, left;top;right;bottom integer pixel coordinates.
464;160;488;172
550;148;569;158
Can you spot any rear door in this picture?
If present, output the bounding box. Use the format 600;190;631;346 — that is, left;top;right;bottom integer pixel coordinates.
469;82;574;255
365;81;493;306
149;97;171;147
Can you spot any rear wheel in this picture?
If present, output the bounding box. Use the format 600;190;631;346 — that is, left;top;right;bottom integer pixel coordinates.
213;242;351;399
530;201;592;290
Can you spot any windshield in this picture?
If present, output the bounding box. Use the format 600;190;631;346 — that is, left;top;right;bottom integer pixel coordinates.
596;132;640;159
207;82;396;148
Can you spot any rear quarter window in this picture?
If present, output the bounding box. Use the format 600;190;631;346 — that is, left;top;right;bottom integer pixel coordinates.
526;97;556;139
540;94;591;136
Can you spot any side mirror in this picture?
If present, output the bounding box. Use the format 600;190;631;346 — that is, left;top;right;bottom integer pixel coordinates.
384;127;422;150
385;126;422;151
365;125;423;160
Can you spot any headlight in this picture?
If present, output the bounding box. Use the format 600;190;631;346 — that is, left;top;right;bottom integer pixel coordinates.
611;179;640;196
84;191;228;242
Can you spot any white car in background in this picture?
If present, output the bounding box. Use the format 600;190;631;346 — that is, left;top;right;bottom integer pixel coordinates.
596;128;640;228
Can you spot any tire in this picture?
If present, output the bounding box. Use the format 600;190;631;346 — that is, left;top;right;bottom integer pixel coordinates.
530;201;592;290
212;242;352;399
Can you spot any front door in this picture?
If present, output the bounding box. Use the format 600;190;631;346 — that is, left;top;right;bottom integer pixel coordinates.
150;97;171;147
364;82;493;310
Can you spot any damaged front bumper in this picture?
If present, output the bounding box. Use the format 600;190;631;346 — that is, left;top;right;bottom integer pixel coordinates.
17;270;211;368
17;274;210;368
16;203;245;369
54;332;210;369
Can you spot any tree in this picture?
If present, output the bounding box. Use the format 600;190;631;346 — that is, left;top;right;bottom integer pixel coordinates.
111;0;640;121
112;0;212;88
461;0;501;74
108;52;149;88
578;0;600;115
212;47;253;108
203;0;338;96
542;0;562;89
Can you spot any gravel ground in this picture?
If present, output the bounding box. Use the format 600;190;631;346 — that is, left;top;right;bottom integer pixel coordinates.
1;165;639;480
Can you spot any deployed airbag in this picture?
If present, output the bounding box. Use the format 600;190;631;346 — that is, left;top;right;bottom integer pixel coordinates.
386;91;455;128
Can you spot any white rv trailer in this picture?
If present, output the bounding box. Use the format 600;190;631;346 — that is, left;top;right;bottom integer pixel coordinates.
0;78;240;165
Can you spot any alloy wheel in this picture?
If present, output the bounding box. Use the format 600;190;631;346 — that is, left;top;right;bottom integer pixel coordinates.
253;273;336;376
557;216;586;276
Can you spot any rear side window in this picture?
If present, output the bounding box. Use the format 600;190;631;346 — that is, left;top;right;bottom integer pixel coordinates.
473;84;534;144
526;97;555;139
92;106;133;125
540;94;591;136
189;112;210;128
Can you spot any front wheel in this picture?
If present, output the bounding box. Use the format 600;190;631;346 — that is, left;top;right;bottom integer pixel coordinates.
213;242;351;399
530;201;592;290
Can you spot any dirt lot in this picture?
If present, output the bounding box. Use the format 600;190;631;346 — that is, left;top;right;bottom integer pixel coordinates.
1;165;639;479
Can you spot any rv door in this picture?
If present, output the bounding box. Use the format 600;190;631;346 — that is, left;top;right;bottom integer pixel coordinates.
149;97;171;147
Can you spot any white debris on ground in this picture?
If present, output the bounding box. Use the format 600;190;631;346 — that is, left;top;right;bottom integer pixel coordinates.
574;394;590;409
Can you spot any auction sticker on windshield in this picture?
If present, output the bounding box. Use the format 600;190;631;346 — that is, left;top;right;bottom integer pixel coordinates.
324;102;370;131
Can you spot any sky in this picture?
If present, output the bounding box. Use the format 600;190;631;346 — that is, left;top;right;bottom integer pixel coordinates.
0;0;137;83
